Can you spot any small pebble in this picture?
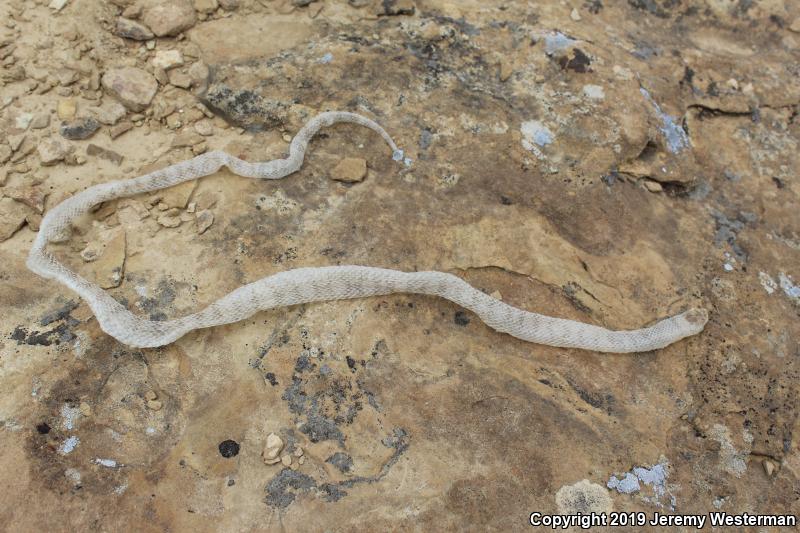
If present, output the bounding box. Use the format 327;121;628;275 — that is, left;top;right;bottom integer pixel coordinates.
57;99;77;120
330;157;367;183
263;432;284;464
146;399;163;410
60;117;100;140
643;180;663;193
281;454;292;467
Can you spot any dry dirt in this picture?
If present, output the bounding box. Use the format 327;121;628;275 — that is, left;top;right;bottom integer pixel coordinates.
1;0;799;531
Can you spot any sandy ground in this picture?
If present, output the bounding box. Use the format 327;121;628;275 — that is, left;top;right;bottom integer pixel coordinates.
1;0;799;531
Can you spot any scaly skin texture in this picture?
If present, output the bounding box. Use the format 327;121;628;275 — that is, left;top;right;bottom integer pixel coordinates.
28;112;707;351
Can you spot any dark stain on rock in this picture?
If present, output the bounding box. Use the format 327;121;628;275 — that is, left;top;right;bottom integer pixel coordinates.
558;48;592;73
133;276;185;321
282;346;382;444
628;0;678;18
264;427;409;508
24;334;184;498
202;84;287;131
320;427;410;502
380;0;415;16
453;311;471;326
325;452;353;473
11;322;76;346
39;300;79;327
264;372;278;386
265;469;317;509
710;208;755;261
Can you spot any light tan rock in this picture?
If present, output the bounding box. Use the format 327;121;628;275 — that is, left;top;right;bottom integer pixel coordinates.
152;50;184;71
4;186;47;213
57;101;76;122
142;0;197;37
0;198;29;242
88;101;127;125
101;67;158;112
262;432;284;464
330;157;367;183
85;227;127;288
193;0;218;14
643;179;663;193
116;17;155;41
38;137;72;165
195;209;213;234
159;179;197;208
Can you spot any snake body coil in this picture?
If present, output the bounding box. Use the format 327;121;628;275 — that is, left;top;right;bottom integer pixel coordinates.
27;111;708;351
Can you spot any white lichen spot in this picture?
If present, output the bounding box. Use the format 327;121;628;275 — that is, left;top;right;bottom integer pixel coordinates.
60;404;81;431
114;483;129;495
640;88;690;153
607;472;640;494
759;271;777;294
72;330;89;358
146;427;157;436
521;120;554;158
778;272;800;300
65;468;81;485
59;435;80;455
608;460;674;508
723;263;734;272
255;190;299;215
544;31;577;55
318;52;333;64
709;424;748;477
583;84;605;100
556;479;613;514
94;458;118;468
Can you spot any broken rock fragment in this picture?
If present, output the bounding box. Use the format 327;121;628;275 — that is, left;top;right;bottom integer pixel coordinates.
38;137;72;165
89;101;127;125
115;17;155;41
87;144;124;165
195;210;213;234
330;157;367;183
5;186;47;213
57;98;77;120
0;198;30;241
60;117;100;140
84;227;127;288
0;145;11;164
262;433;284;465
152;50;184;71
101;67;158;112
142;0;197;37
379;0;415;16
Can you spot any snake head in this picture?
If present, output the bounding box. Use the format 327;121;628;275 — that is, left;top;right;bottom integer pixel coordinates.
684;308;709;328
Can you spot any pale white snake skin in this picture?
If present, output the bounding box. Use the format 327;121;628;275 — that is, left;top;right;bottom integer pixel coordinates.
26;111;708;352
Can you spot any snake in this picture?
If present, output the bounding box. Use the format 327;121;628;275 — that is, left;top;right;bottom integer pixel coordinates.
26;111;708;351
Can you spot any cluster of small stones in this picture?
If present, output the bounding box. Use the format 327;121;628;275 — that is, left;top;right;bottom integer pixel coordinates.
0;0;399;245
262;432;306;469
